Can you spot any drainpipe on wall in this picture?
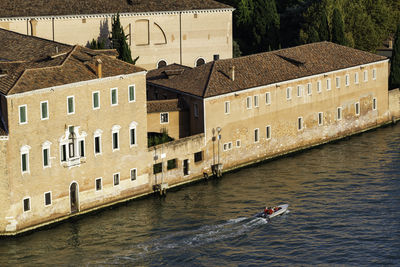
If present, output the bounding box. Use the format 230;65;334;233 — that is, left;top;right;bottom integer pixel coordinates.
179;12;182;65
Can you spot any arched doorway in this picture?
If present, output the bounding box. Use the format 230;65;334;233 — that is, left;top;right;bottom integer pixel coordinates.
70;182;79;213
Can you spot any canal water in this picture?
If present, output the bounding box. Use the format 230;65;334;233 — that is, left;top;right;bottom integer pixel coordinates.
1;124;399;266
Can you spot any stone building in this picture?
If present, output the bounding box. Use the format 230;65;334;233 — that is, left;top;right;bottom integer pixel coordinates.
0;0;234;70
0;29;150;234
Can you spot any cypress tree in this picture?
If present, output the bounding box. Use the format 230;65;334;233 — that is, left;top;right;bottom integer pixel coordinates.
331;8;346;45
111;14;134;64
390;24;400;89
319;8;330;41
264;0;280;50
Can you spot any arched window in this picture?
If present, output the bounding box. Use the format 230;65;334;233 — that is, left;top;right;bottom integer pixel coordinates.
157;60;167;69
195;58;205;67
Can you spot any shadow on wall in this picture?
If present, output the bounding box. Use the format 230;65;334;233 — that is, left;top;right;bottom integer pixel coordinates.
85;19;111;49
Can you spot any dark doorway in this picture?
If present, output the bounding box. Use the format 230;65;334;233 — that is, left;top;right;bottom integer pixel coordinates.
183;159;189;176
70;182;79;213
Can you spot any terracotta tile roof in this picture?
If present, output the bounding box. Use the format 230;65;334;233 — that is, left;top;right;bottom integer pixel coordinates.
0;0;232;18
0;29;145;95
147;99;183;113
147;42;388;98
0;127;6;136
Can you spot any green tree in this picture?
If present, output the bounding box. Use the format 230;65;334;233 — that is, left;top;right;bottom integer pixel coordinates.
319;7;330;41
390;23;400;89
331;8;346;45
111;14;134;64
264;0;280;50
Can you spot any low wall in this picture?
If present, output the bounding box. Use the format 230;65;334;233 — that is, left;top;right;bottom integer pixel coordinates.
389;89;400;121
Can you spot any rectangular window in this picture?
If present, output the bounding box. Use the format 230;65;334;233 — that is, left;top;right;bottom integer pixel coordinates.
112;132;119;150
94;136;101;154
266;125;271;140
23;198;30;212
111;88;118;106
246;96;252;109
129;85;135;102
326;78;331;91
21;153;28;173
307;83;312;95
286;87;292;100
373;98;377;110
228;142;232;150
167;159;177;170
223;143;228;151
113;173;120;186
236;140;241;148
297;85;302;97
318;112;323;126
298;117;303;130
337;107;342;120
372;69;377;80
79;140;85;157
194;103;199;117
254;128;259;143
317;81;322;93
153;163;162;174
19;105;27;124
345;74;350;86
41;101;49;120
95;178;102;191
93;91;100;109
224;101;230;114
254;95;259;107
44;192;51;206
61;144;67;162
194;151;203;162
130;128;136;146
355;72;359;84
160;112;169;124
363;70;368;82
355;102;360;116
265;92;271;105
43;148;49;168
336;77;340;88
69;142;75;158
130;168;137;180
67;96;75;114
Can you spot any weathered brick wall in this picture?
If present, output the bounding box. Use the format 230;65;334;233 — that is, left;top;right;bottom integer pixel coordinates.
0;139;10;232
389;89;400;120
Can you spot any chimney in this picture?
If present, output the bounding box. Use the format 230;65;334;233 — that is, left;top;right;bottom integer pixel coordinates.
55;46;59;54
230;66;235;81
388;39;393;49
96;58;103;79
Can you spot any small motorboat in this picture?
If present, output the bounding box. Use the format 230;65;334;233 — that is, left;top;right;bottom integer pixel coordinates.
255;204;289;219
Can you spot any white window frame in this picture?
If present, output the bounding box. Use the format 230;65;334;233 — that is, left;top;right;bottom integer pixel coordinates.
286;87;292;100
44;191;52;207
326;78;331;91
92;91;100;110
373;97;377;111
20;145;31;174
363;70;368;82
236;140;241;148
372;68;377;80
307;83;312;95
130;168;137;181
266;125;271;140
194;103;199;118
265;92;271;105
224;101;230;114
160;112;169;124
246;96;252;109
95;177;102;191
297;117;303;131
128;85;136;103
110;88;118;106
337;107;342;121
254;128;259;143
336;77;340;88
345;74;350;86
355;102;360;116
94;129;103;156
317;80;322;93
228;142;233;150
19;104;28;124
297;85;302;97
40;100;49;120
113;172;120;187
355;72;359;84
223;143;228;151
254;95;259;107
112;125;121;152
129;121;138;147
318;112;323;126
23;197;31;213
67;96;75;115
42;141;52;169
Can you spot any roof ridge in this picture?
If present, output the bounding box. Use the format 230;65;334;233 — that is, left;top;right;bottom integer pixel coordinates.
0;28;72;48
8;68;28;95
202;61;215;98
